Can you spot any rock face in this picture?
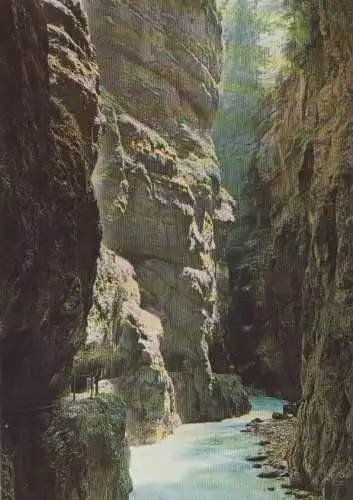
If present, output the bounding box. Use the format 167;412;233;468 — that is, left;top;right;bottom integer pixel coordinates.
0;0;100;497
83;0;250;429
213;0;292;398
42;0;103;175
87;246;180;444
253;0;353;497
47;395;133;500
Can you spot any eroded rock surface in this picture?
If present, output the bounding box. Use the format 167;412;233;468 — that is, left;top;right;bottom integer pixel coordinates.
86;246;180;443
43;0;103;174
84;0;249;428
253;0;353;497
0;0;100;497
212;0;296;399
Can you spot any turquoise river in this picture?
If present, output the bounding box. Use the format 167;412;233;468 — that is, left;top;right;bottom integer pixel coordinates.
130;397;296;499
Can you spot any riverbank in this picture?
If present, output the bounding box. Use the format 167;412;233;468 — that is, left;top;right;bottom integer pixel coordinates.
248;415;296;469
245;416;322;500
130;396;297;499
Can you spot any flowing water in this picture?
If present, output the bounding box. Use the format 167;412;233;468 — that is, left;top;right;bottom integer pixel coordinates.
130;397;295;499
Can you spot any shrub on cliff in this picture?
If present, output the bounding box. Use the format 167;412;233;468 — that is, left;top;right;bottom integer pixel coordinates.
283;0;321;67
45;395;132;499
210;373;251;418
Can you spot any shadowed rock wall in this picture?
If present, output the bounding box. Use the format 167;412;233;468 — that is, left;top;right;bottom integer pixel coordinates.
254;0;353;497
0;0;101;497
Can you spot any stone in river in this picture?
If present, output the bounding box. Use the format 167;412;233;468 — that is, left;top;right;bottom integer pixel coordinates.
258;470;280;479
246;454;268;462
258;440;271;446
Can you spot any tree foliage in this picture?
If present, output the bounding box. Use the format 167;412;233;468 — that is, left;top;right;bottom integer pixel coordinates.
212;0;275;200
282;0;320;67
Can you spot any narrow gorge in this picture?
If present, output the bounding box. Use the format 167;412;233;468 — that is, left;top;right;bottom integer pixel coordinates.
1;0;353;499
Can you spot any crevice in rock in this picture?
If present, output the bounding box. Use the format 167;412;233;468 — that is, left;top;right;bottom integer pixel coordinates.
298;141;314;194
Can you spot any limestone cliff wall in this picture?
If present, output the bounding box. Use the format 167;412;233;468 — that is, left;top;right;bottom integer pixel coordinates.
43;0;103;175
83;0;250;431
255;0;353;497
86;245;180;444
0;0;101;497
213;0;293;398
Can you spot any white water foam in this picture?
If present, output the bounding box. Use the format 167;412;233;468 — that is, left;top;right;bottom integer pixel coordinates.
129;397;294;499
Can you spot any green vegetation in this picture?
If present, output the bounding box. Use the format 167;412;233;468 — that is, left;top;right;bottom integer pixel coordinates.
213;0;317;207
283;0;320;67
212;373;242;405
46;395;132;499
213;1;318;250
100;86;124;115
1;395;132;500
201;0;222;23
212;0;276;205
1;447;14;499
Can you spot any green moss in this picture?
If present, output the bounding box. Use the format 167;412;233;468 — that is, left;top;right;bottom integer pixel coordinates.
48;52;63;75
200;0;221;24
100;86;124;115
50;95;88;194
283;0;321;68
1;447;14;499
46;395;132;499
212;374;240;405
218;185;234;203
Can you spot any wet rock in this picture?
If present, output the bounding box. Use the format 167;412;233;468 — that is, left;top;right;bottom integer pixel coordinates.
294;492;311;499
272;412;285;420
258;470;281;479
246;454;268;462
258;440;271;446
283;401;298;416
246;417;264;426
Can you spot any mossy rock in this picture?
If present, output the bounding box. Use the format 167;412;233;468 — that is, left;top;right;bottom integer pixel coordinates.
1;447;14;500
272;411;286;420
47;395;132;499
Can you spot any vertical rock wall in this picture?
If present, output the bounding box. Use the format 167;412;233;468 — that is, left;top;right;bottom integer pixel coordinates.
0;0;101;497
213;0;293;397
255;0;353;497
83;0;250;431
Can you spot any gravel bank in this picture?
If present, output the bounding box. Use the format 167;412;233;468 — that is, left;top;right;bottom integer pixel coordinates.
243;416;323;500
